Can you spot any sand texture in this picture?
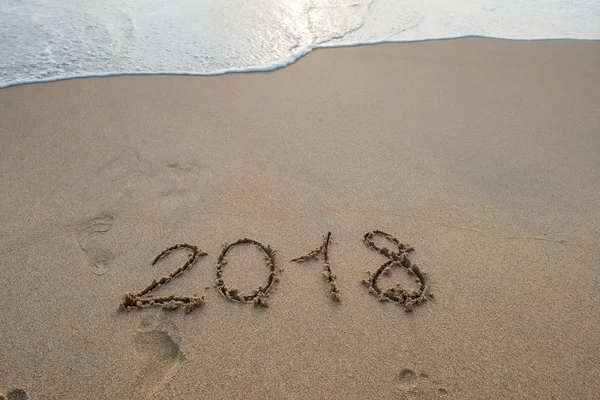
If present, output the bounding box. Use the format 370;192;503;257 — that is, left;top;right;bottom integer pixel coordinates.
1;38;599;399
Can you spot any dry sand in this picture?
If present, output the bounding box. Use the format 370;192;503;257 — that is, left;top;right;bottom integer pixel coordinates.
1;38;599;399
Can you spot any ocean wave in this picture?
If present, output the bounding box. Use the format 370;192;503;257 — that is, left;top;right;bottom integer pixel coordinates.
1;0;599;88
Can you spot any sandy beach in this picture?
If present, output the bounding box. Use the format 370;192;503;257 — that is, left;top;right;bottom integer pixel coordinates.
1;37;599;399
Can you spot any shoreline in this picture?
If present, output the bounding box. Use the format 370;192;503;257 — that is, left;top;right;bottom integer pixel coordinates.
2;36;599;90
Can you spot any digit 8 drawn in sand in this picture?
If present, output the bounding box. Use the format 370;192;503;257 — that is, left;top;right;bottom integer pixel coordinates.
215;238;278;307
361;230;433;312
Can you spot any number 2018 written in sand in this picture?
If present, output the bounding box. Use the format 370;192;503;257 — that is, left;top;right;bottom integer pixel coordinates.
119;230;434;313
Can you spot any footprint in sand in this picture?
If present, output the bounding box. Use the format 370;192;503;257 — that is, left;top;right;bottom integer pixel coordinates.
128;319;183;400
77;214;116;275
396;369;449;398
131;150;202;199
0;389;29;400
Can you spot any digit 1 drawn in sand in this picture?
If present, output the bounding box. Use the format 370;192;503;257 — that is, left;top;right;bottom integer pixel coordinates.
361;230;433;312
119;243;207;313
292;231;341;301
215;238;278;307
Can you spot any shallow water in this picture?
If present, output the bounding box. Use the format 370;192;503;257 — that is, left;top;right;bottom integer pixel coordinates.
1;0;599;88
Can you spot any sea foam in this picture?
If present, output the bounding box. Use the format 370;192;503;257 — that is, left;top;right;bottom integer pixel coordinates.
1;0;599;88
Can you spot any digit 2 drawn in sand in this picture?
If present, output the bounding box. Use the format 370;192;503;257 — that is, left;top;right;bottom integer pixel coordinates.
119;243;207;313
292;232;341;301
361;230;433;312
215;238;278;307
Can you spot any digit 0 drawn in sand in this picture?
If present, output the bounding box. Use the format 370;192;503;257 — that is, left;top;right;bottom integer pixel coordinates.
215;238;278;307
292;232;341;301
77;214;116;275
361;230;433;312
119;243;207;313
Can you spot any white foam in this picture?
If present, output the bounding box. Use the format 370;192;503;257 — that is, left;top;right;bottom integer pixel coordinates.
1;0;599;89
